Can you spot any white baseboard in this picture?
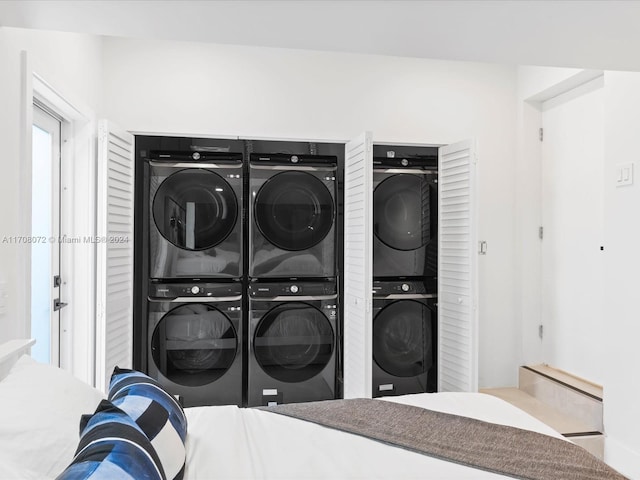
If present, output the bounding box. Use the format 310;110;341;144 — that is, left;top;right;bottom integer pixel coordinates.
605;436;640;480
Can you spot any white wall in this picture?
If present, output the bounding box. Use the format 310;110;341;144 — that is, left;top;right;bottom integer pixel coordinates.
602;71;640;478
0;27;103;344
102;36;519;388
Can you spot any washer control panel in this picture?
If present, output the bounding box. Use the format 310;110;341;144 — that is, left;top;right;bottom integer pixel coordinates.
372;279;437;297
249;281;336;298
149;281;242;298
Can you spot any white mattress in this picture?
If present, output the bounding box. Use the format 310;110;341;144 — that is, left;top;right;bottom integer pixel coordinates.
184;393;565;480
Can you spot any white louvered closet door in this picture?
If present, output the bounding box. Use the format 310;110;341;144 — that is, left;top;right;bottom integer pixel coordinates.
438;139;478;392
343;132;373;399
96;120;134;392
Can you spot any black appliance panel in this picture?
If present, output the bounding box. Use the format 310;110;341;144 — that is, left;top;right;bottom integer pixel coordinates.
247;282;337;406
148;151;243;279
149;281;242;299
147;285;243;407
372;144;438;163
254;302;334;383
152;169;237;251
151;303;237;386
372;283;437;398
254;171;334;251
251;153;338;167
372;279;437;296
373;165;438;281
372;155;438;169
373;300;433;378
249;154;337;278
150;151;244;163
249;280;337;299
374;174;431;251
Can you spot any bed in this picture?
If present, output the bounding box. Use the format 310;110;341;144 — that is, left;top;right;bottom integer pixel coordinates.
0;339;627;480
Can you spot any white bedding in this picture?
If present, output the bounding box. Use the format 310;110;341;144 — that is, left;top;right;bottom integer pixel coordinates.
0;354;105;479
0;345;568;480
184;393;565;480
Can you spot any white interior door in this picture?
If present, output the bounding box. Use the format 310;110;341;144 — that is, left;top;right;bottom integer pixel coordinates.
438;139;478;392
343;131;373;398
31;104;63;366
96;120;135;392
541;77;605;384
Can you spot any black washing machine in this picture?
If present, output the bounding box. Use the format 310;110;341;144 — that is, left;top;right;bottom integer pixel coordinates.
147;281;243;407
249;153;337;278
372;280;437;398
373;155;438;280
147;151;243;279
247;280;337;406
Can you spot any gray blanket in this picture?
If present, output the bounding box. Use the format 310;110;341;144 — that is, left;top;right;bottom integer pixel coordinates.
259;398;628;480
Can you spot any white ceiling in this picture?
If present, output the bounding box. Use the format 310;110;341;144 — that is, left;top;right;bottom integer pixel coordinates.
2;0;640;71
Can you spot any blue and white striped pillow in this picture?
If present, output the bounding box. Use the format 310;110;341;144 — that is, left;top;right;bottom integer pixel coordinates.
56;400;164;480
108;368;187;480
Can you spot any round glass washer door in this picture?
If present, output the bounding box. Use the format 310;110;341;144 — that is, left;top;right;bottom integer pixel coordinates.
374;174;431;251
254;302;334;383
153;169;238;250
151;303;238;387
373;300;433;377
254;171;334;251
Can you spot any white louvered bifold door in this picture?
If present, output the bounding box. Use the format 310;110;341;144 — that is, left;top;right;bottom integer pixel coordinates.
343;132;373;399
438;139;478;392
96;120;134;392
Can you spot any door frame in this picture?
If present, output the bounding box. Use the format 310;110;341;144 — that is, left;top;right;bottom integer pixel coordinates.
31;103;63;366
517;69;604;367
539;75;605;373
20;51;97;384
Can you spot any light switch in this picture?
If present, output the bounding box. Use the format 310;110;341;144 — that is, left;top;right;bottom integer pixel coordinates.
616;162;634;187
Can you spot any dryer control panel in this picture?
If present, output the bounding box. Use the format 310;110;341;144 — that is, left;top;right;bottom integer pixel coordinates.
147;150;243;164
250;153;337;167
372;156;438;169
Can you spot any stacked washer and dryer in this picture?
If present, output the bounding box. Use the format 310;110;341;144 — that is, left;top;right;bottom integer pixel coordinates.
371;146;439;398
138;138;340;407
247;153;339;406
145;149;245;407
139;138;435;406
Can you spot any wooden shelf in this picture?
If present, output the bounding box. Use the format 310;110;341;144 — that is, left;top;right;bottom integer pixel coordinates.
524;364;603;401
